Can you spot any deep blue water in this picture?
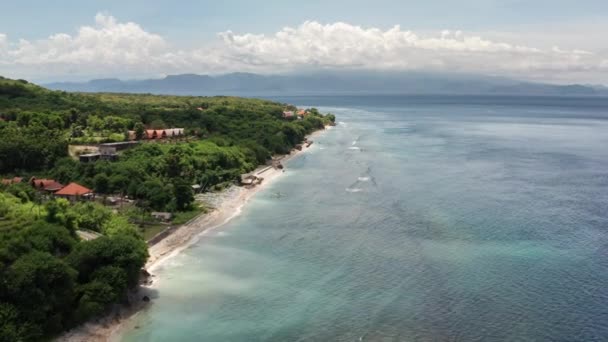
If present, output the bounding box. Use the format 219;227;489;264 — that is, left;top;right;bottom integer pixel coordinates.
123;95;608;341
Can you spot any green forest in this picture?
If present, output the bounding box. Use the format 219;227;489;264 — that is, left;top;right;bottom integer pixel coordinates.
0;76;335;341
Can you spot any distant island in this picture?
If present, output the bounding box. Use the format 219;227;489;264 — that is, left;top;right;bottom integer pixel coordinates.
0;76;335;341
44;71;608;97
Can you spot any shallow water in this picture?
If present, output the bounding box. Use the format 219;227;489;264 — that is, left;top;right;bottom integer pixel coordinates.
123;95;608;341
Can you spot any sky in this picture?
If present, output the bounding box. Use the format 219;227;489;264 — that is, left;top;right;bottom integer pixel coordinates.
1;0;607;84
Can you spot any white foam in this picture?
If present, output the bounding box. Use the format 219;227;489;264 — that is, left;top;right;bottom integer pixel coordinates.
358;177;370;182
346;188;363;193
348;147;361;150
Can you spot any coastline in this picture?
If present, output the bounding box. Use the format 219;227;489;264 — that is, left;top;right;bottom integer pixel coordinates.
57;127;331;342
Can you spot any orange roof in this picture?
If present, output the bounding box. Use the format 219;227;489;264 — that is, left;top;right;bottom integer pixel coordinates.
55;182;93;196
1;177;22;185
31;179;57;188
145;130;156;139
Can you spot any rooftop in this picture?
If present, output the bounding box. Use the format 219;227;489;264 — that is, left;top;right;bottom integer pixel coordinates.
55;182;93;196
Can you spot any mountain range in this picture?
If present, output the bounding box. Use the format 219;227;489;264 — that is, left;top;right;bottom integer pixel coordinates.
44;72;608;97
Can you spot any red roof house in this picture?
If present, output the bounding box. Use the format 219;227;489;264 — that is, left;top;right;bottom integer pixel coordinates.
55;182;93;201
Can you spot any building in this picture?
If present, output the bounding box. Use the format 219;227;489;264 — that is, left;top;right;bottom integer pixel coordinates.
283;111;295;118
100;141;139;151
164;128;184;138
1;177;23;186
98;145;118;161
79;153;101;163
79;142;139;163
54;182;93;201
43;181;64;193
126;128;184;140
29;178;64;193
151;212;173;222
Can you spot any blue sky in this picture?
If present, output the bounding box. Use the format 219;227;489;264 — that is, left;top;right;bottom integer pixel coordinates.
1;1;607;83
3;0;607;41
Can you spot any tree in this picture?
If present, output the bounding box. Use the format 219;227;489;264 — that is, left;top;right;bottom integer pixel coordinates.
173;180;194;211
71;202;112;232
45;199;71;225
86;115;103;131
149;119;166;129
164;146;187;178
0;303;32;342
70;125;84;138
136;179;171;211
68;235;147;288
6;251;77;335
23;221;76;257
93;173;110;194
4;182;36;203
133;122;145;140
50;158;80;184
109;174;129;196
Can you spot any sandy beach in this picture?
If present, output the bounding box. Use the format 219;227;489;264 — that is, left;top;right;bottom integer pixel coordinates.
57;128;329;342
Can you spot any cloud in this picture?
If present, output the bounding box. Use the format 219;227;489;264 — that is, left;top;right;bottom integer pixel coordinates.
5;14;167;68
217;22;601;78
0;34;7;58
0;14;606;83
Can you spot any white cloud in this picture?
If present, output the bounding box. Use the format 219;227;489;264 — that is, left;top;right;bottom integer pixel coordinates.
6;14;167;68
216;22;604;80
0;33;7;58
0;14;606;83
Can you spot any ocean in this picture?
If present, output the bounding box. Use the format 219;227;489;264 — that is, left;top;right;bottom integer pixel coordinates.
122;95;608;341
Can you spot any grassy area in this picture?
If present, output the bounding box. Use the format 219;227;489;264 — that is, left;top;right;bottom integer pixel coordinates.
172;206;206;225
139;223;168;241
135;206;206;241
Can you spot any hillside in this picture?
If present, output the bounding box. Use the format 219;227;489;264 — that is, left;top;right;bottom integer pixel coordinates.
0;75;335;209
0;76;334;167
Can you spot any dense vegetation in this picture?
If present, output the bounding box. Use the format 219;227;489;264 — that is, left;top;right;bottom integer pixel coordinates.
0;193;147;341
0;76;335;209
0;76;334;340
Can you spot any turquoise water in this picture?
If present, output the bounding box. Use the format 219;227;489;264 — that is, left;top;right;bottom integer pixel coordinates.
123;96;608;341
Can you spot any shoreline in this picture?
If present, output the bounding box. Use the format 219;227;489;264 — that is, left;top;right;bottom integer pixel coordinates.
57;127;331;342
